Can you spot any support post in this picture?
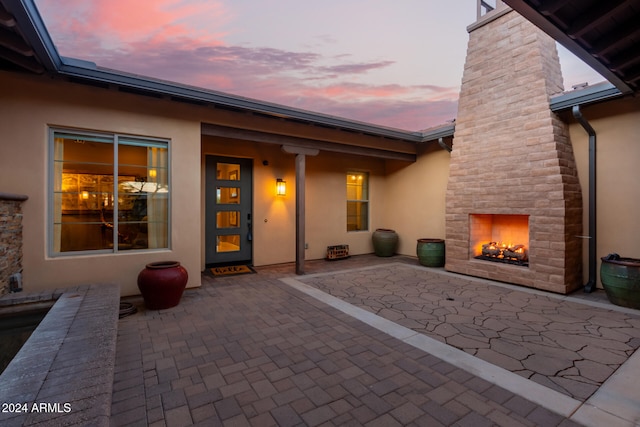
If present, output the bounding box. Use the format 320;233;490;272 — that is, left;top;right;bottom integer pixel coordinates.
282;145;319;275
295;153;305;275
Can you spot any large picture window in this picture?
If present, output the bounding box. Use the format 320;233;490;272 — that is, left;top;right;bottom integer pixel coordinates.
50;129;169;254
346;172;369;231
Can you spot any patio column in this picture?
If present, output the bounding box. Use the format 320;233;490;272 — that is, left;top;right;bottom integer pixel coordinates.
282;145;319;275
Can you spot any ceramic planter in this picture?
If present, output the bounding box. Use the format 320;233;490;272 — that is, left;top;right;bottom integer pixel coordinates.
417;238;445;267
372;229;398;257
600;253;640;309
137;261;188;310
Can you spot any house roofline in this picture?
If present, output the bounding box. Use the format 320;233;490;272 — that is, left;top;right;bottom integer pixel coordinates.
13;0;625;144
550;81;624;112
5;0;457;144
56;57;430;143
1;0;60;71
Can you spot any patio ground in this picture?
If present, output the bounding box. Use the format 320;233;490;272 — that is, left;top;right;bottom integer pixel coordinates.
112;255;640;426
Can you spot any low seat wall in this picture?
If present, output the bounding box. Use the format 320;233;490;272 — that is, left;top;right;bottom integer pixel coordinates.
0;283;120;426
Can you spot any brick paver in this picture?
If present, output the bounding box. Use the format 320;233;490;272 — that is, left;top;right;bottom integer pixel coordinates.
111;256;592;426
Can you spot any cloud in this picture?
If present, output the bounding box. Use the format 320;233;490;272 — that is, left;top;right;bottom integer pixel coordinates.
320;61;395;75
34;0;460;130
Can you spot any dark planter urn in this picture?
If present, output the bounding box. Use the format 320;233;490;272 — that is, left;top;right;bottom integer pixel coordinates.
417;238;445;267
137;261;188;310
600;253;640;309
372;228;398;257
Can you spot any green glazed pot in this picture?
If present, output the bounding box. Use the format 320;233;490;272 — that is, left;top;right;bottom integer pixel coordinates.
600;254;640;309
372;229;398;257
417;238;445;267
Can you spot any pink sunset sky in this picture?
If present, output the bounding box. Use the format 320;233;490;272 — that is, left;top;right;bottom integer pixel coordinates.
33;0;604;131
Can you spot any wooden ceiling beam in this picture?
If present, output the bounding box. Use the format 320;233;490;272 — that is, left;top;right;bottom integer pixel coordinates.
0;45;42;73
567;0;627;39
202;123;416;162
0;27;34;56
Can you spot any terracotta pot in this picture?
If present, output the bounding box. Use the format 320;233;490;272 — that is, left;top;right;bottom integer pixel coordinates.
137;261;188;310
372;228;398;257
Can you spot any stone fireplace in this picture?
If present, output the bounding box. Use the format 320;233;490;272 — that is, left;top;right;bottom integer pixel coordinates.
445;5;583;294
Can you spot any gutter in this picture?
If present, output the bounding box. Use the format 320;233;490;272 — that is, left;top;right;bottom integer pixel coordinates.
437;137;452;153
572;106;597;293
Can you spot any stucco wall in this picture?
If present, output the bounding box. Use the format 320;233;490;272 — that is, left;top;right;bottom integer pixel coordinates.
0;73;202;296
201;137;391;266
568;96;640;287
384;143;450;256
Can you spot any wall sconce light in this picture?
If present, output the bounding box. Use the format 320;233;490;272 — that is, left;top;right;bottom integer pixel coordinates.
276;178;286;196
81;191;89;200
148;169;157;179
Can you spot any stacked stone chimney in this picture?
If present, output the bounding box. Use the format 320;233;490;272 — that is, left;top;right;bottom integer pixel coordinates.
445;7;583;294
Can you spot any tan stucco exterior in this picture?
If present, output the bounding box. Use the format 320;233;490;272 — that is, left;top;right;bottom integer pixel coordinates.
1;71;451;296
568;96;640;287
1;73;202;296
384;143;450;255
4;66;637;297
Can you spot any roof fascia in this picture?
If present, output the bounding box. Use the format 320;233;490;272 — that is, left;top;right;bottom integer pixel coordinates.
550;82;623;112
503;0;634;95
55;60;426;143
2;0;61;71
419;123;455;142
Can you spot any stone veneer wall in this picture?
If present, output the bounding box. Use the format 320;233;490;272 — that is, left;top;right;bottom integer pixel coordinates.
0;193;28;296
445;9;583;294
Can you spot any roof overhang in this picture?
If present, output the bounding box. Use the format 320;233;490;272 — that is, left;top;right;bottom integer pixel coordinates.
550;81;622;112
503;0;640;95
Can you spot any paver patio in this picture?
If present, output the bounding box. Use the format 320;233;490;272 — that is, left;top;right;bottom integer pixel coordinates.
300;261;640;401
111;255;640;426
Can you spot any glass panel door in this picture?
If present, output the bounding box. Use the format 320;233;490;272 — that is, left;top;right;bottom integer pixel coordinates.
205;156;252;266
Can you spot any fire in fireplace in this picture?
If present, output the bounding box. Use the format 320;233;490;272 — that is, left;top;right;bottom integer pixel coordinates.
470;214;530;267
476;241;528;266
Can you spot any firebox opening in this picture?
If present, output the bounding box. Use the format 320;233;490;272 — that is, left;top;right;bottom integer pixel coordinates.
470;214;530;267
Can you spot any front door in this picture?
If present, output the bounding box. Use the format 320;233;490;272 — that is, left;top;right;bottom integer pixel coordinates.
205;156;253;266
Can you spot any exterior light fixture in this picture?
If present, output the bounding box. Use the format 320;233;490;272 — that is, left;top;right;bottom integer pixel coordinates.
148;169;157;179
276;178;286;196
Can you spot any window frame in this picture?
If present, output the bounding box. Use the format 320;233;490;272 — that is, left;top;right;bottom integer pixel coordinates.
48;127;171;257
346;171;369;232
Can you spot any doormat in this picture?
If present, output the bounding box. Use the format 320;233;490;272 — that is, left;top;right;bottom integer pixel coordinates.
210;265;255;276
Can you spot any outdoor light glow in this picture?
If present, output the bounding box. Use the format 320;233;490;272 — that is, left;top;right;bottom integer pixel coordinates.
276;179;286;196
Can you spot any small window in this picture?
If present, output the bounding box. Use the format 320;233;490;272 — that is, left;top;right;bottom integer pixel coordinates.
50;129;169;254
346;172;369;231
